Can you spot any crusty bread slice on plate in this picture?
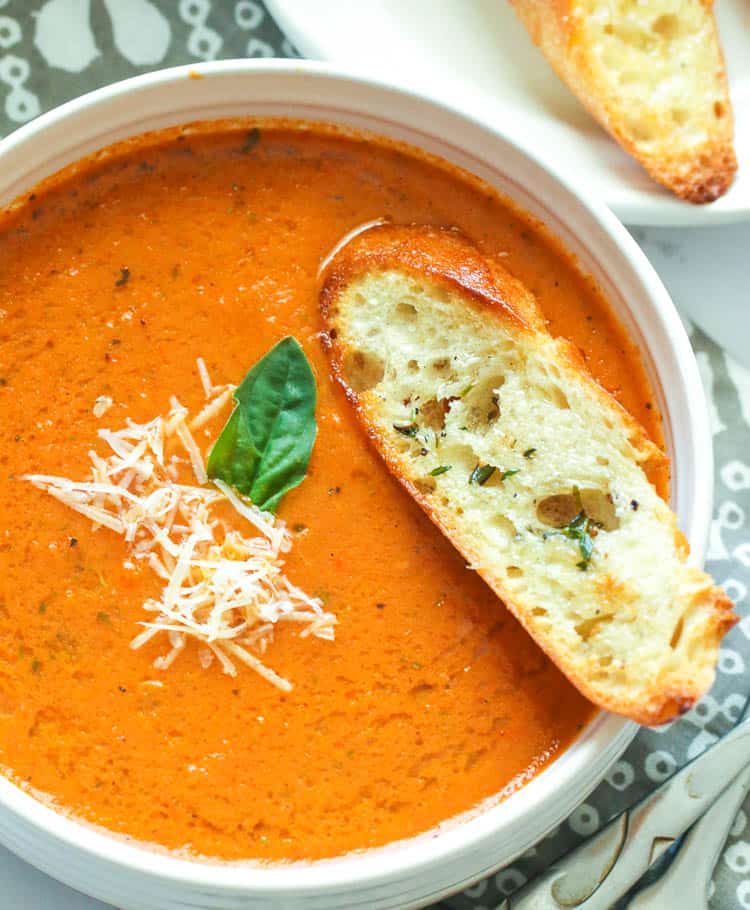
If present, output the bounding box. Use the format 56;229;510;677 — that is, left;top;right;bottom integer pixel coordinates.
509;0;737;203
320;225;735;725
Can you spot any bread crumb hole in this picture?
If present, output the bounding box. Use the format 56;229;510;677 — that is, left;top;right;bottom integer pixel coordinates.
395;302;417;321
430;357;453;377
714;101;725;119
651;13;679;39
537;489;619;531
507;566;523;578
624;114;654;143
414;478;435;495
343;349;384;392
596;456;609;466
575;615;612;641
420;396;449;431
581;490;619;530
598;655;613;667
671;109;688;126
439;442;474;473
548;385;569;410
464;374;504;428
407;359;420;374
492;514;517;540
537;493;579;528
531;607;546;617
605;21;653;52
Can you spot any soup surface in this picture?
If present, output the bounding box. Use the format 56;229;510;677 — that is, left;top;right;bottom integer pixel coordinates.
0;123;662;861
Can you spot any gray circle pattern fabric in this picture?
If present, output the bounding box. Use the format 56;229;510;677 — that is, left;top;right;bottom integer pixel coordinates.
0;2;746;907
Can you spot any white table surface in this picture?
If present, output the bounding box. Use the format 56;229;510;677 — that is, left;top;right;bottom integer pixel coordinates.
633;224;750;369
0;845;108;909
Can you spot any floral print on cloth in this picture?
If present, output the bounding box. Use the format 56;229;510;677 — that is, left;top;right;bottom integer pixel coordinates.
0;0;294;132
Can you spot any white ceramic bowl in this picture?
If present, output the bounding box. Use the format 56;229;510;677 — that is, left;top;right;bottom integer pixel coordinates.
0;60;712;910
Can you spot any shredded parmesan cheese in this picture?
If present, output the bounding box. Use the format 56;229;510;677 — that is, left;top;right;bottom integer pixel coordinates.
196;356;213;399
190;387;234;431
93;395;113;418
25;362;336;690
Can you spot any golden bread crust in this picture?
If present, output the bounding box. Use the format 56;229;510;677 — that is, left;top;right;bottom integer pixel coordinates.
322;223;544;331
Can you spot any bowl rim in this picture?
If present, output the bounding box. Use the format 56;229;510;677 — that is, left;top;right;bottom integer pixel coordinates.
0;58;712;903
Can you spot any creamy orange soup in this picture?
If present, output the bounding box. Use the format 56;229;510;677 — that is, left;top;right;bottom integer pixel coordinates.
0;123;662;861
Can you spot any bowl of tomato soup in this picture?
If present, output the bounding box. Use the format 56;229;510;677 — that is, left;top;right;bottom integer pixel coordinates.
0;61;711;909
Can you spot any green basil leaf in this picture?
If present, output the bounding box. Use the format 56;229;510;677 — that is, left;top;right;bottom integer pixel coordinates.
207;337;317;513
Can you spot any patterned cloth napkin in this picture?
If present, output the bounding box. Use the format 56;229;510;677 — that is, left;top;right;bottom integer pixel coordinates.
0;2;747;907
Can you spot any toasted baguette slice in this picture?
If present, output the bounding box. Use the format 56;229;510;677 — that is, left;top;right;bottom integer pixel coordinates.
320;225;736;725
510;0;737;203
